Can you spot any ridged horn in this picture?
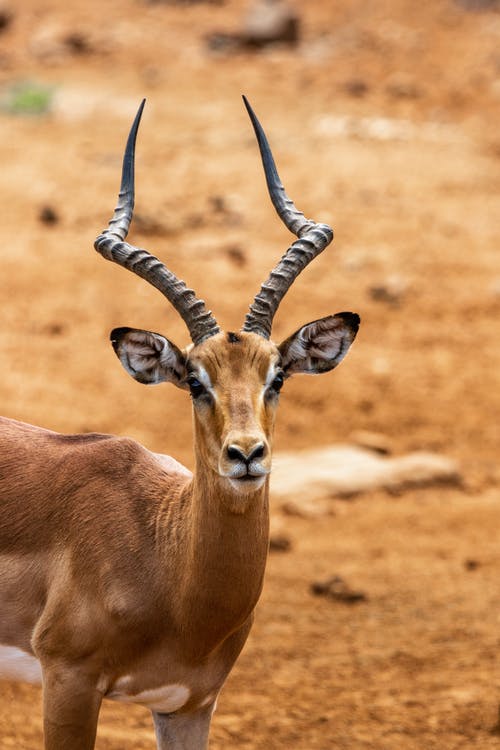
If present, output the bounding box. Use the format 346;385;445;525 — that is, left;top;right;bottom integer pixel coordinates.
241;96;333;339
94;100;220;346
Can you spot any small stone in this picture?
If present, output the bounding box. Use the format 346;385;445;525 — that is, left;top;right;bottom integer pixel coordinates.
207;0;300;51
368;274;408;306
63;32;91;55
343;79;369;98
464;558;480;571
209;195;227;214
310;575;367;604
386;73;422;100
39;205;59;225
269;534;292;552
243;0;300;47
0;4;13;32
225;245;246;267
350;430;393;455
209;195;242;227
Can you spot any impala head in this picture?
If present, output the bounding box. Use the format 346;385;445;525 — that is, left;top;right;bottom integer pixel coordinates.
95;97;359;497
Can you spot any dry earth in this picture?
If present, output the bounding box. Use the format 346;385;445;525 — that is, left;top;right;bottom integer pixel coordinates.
0;0;499;747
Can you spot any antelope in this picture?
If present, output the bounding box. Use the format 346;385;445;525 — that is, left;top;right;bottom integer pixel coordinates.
0;97;359;749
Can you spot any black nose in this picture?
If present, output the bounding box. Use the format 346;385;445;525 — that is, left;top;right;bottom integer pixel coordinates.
226;443;266;465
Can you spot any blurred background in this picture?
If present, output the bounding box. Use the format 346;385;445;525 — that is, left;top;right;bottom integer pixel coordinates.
0;0;499;748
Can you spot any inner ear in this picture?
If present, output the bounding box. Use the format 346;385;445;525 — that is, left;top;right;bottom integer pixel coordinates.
110;327;188;387
279;312;360;376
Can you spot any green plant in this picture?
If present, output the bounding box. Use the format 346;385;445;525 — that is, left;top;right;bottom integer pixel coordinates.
2;80;54;115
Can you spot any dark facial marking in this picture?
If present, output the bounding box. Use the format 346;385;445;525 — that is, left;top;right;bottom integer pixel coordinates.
227;331;241;344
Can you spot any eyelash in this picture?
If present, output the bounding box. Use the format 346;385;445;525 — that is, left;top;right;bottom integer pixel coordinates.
267;371;284;397
187;377;206;399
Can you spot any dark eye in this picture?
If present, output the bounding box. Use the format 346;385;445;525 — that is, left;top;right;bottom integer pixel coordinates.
188;377;206;399
269;372;284;394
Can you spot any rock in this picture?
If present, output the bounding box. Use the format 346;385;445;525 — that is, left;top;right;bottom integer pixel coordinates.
242;0;300;47
385;73;422;100
29;22;100;63
368;274;408;306
271;444;462;507
349;430;393;455
269;534;292;552
39;205;59;225
208;195;242;227
464;558;480;571
225;245;247;267
63;32;92;55
43;323;65;337
310;575;367;604
343;78;370;98
0;3;13;33
206;0;300;52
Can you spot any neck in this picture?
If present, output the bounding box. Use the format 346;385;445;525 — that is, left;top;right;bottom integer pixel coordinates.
173;449;269;659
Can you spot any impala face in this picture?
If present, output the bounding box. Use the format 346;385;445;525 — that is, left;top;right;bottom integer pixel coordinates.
186;331;279;493
111;314;359;496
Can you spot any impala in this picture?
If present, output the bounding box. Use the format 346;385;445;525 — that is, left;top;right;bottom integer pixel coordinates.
0;97;359;749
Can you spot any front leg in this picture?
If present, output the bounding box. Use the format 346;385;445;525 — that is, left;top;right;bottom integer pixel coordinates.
42;663;102;750
152;704;215;750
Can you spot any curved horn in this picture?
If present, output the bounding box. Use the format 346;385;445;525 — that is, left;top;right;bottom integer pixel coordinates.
241;96;333;339
94;100;220;346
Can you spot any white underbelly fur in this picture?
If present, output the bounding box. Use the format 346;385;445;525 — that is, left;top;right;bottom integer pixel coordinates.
107;678;191;713
0;646;191;713
0;645;42;684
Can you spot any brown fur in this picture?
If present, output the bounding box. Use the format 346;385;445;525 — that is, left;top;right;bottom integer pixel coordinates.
0;322;357;749
0;334;278;749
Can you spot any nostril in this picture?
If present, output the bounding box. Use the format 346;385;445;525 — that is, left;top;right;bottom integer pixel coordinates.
227;445;247;463
248;443;266;461
226;442;267;465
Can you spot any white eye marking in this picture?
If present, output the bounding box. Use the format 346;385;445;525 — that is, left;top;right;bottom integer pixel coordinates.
264;363;277;388
190;364;214;393
264;359;283;390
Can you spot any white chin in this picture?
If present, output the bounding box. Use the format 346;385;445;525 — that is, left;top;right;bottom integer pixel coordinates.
227;475;266;494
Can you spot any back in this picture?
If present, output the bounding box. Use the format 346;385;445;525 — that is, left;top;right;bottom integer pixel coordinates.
0;416;190;553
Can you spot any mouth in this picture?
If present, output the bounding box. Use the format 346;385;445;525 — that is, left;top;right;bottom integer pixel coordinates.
227;473;267;492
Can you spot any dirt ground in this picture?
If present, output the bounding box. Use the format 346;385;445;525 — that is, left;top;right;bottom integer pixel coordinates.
0;0;499;747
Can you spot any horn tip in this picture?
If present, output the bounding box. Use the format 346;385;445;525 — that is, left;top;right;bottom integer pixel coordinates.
241;94;254;117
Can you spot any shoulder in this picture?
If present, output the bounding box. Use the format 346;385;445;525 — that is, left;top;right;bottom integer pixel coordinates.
148;451;193;479
80;437;192;482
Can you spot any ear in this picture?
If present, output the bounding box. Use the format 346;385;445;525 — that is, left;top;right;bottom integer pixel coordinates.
110;327;188;387
278;312;360;376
